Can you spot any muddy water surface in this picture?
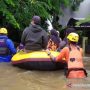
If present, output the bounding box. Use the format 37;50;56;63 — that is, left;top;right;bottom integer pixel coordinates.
0;57;90;90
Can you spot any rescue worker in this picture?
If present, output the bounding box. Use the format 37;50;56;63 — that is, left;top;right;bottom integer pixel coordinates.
21;16;48;52
0;28;16;62
46;32;87;78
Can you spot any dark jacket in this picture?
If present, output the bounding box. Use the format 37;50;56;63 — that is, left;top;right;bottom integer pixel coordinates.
21;24;48;50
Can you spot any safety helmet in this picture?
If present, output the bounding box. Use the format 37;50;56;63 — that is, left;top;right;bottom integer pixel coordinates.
0;28;8;34
67;32;79;42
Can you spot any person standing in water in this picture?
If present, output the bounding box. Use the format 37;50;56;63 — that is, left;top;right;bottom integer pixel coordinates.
20;16;48;52
46;32;87;78
0;28;16;62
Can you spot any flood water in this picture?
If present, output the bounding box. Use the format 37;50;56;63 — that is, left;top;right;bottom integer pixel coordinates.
0;57;90;90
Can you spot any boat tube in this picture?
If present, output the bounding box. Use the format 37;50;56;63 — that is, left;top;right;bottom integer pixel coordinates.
11;50;66;70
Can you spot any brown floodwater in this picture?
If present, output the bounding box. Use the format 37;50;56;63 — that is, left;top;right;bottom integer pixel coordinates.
0;57;90;90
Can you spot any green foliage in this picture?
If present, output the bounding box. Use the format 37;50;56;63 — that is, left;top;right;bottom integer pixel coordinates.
76;16;90;26
0;0;20;28
0;0;83;31
69;0;84;11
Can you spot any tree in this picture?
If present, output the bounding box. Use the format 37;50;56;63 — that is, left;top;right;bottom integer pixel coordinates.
0;0;83;31
0;0;19;28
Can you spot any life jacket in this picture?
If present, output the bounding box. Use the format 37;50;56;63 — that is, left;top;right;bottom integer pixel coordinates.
0;37;10;56
65;46;87;78
68;46;84;68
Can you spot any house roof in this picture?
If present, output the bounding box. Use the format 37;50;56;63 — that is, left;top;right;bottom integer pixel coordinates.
67;18;90;31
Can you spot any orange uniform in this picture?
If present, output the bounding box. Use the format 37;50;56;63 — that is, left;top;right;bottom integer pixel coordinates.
56;45;87;78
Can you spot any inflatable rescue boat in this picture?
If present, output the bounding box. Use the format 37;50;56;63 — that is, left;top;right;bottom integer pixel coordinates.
11;50;66;70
